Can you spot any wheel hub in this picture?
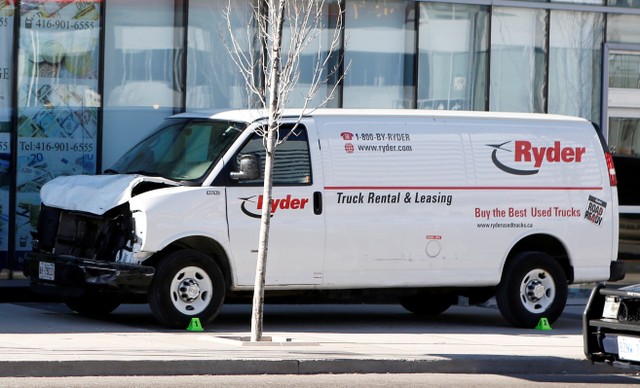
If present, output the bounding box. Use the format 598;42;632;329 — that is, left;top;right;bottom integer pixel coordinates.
179;278;201;302
526;279;545;302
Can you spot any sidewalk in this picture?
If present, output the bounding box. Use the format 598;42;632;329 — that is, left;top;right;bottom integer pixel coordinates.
0;293;618;377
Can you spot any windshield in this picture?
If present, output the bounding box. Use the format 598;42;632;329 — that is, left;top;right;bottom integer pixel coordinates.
109;118;245;181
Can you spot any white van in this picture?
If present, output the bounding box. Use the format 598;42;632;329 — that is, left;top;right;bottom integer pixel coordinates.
24;109;624;328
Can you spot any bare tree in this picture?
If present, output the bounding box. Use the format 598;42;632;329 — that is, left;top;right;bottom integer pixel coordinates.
224;0;344;341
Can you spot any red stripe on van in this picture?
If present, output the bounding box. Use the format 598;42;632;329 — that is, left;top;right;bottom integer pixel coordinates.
324;186;603;191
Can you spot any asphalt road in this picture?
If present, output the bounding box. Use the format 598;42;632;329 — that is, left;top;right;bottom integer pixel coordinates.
1;373;640;387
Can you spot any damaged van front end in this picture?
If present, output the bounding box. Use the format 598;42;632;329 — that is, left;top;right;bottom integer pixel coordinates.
23;114;245;325
23;174;179;302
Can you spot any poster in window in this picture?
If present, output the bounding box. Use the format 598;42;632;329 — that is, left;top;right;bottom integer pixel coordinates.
0;1;15;261
0;0;13;124
16;0;100;254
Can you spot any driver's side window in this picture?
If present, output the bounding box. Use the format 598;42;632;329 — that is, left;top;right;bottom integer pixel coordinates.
234;125;312;186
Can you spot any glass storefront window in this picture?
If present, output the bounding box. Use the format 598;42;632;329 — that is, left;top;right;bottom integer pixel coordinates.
343;0;416;108
0;0;14;276
548;11;603;124
610;118;640;155
283;0;342;108
490;7;547;113
417;3;489;111
608;0;640;8
607;52;640;156
187;0;252;110
607;14;640;44
609;52;640;89
103;0;178;168
0;1;13;125
17;0;101;259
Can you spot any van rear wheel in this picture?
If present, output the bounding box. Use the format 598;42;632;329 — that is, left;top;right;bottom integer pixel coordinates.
149;249;226;329
496;252;567;328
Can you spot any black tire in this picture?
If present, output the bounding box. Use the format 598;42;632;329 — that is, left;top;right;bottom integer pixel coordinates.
400;293;456;315
496;251;568;328
64;294;121;318
148;249;226;329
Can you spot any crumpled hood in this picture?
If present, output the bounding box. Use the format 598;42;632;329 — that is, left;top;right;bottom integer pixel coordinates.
40;174;180;215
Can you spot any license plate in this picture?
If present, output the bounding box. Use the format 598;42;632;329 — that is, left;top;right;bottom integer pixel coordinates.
38;261;55;281
618;336;640;362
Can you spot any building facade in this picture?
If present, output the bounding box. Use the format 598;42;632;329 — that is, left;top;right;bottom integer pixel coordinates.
1;0;640;280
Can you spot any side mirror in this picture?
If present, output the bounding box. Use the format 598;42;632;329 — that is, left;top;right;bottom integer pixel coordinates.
230;154;261;181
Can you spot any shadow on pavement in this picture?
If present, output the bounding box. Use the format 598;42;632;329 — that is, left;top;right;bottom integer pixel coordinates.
4;302;581;336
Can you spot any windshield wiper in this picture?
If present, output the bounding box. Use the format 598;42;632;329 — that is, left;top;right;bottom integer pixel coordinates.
126;170;163;177
103;169;118;174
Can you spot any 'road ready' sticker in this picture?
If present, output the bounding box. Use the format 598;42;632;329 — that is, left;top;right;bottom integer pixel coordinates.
584;195;606;227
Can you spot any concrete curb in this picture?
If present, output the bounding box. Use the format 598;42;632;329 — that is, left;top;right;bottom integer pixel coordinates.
0;356;617;377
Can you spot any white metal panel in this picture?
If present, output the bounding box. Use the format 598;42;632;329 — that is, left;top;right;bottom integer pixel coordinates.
129;185;230;256
314;112;615;287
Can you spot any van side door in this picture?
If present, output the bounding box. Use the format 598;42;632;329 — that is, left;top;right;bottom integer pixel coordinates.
225;122;325;286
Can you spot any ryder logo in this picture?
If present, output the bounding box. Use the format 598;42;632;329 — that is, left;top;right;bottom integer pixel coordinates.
240;195;309;219
487;140;586;175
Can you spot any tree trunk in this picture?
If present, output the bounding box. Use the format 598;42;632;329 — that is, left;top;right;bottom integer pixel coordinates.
249;126;277;342
250;0;286;342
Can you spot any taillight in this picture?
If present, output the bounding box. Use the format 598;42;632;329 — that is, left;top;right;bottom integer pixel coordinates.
605;152;617;186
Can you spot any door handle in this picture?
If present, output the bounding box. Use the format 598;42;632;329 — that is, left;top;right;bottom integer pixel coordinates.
313;191;323;215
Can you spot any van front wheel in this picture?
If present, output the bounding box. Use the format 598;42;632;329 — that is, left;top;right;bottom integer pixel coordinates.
149;249;226;329
496;252;567;328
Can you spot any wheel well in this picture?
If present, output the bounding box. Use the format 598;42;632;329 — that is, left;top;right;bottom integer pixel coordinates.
505;234;574;283
149;236;233;288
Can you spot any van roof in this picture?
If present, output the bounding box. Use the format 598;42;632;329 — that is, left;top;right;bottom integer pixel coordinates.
170;108;590;125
